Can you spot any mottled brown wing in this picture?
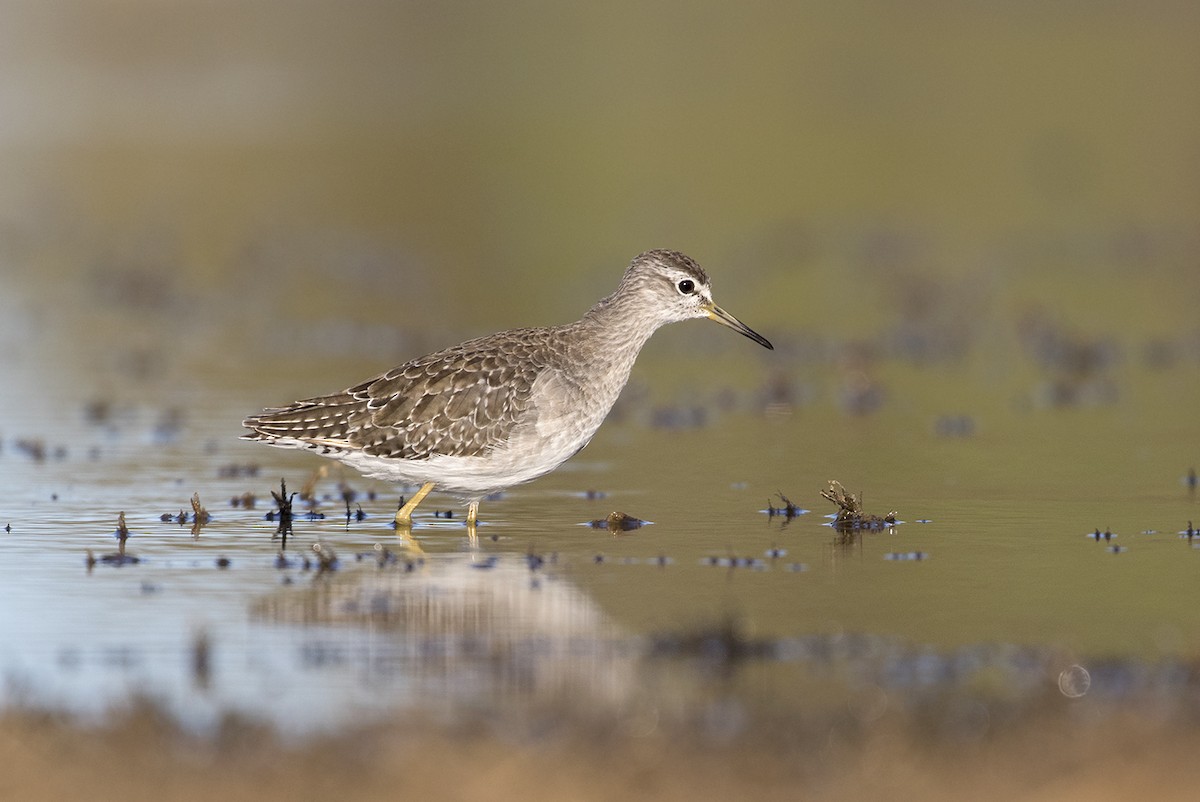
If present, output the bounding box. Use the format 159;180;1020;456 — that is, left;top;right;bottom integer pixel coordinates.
243;328;555;460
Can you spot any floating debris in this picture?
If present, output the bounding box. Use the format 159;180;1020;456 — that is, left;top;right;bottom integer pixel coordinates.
764;492;809;521
88;542;140;567
472;555;500;570
884;552;928;561
1085;528;1116;542
1179;522;1197;541
584;489;608;500
765;546;788;559
1186;467;1197;496
700;554;767;570
651;554;673;568
588;511;649;533
215;557;231;569
230;492;256;509
1106;545;1128;554
3;523;9;533
821;480;897;531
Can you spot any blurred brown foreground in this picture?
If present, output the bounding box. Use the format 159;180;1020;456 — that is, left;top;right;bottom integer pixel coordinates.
4;702;1200;802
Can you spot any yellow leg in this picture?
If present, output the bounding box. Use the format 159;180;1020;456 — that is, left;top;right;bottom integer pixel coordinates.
465;500;479;546
395;482;435;526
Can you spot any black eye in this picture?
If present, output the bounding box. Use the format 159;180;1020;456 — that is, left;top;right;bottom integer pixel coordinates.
677;279;695;294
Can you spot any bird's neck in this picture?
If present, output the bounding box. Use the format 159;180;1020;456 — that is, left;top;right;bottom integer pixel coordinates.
575;288;663;363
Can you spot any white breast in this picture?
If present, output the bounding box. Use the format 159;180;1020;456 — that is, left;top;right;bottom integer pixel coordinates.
339;366;624;498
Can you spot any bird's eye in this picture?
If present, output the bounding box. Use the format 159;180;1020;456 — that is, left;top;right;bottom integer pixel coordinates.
677;279;695;295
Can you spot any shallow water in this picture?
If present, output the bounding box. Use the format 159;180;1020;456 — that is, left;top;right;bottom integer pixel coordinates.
2;302;1199;737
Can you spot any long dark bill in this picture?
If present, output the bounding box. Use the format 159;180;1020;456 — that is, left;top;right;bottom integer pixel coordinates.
705;303;774;350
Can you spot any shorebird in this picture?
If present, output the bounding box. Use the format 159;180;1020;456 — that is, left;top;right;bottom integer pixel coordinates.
243;249;773;529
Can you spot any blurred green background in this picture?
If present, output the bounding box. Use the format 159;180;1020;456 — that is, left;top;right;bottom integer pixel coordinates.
1;0;1198;398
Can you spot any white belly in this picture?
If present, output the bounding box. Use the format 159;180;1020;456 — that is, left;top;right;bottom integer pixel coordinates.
338;366;618;499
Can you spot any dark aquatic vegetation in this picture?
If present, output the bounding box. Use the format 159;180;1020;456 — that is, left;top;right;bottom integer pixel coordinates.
270;478;296;547
189;492;211;537
763;492;808;521
821;480;897;531
113;511;130;541
343;497;366;524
